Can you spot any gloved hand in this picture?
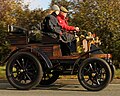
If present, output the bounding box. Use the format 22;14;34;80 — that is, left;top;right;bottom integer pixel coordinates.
59;32;63;36
75;27;80;32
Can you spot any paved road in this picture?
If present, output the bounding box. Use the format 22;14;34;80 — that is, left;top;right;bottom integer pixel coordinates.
0;79;120;96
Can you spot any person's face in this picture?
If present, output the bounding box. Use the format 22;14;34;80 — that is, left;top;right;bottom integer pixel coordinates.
55;10;60;15
61;11;67;17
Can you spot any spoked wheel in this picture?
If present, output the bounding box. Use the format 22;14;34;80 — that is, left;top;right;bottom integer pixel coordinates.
6;52;43;90
78;58;111;91
40;70;59;85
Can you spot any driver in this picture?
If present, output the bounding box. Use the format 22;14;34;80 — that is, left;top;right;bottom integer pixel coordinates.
57;6;80;55
57;6;79;32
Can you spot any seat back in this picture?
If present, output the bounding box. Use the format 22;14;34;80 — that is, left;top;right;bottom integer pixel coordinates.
41;33;59;44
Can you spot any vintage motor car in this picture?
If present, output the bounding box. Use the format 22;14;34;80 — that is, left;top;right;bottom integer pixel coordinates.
0;25;115;91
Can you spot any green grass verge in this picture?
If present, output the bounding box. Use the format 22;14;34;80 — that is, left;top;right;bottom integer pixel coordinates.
115;69;120;79
0;66;6;79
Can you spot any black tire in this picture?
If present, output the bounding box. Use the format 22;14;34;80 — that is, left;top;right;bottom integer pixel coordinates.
6;52;43;90
78;58;111;91
40;70;59;85
110;64;115;82
104;59;115;82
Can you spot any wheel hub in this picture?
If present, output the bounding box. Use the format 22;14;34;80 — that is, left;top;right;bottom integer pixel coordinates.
20;68;27;73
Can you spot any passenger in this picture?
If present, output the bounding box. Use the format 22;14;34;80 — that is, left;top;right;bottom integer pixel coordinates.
57;6;80;55
42;5;62;41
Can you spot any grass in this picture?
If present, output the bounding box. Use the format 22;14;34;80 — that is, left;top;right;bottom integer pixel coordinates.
114;69;120;79
0;66;120;80
0;66;6;79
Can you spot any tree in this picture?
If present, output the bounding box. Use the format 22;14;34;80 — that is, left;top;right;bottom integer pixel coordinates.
0;0;24;60
50;0;70;8
70;0;120;66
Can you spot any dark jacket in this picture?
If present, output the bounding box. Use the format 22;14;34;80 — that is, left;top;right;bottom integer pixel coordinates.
42;12;62;39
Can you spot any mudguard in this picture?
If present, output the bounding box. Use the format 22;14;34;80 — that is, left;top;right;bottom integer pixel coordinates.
32;48;53;68
4;47;53;69
71;48;103;74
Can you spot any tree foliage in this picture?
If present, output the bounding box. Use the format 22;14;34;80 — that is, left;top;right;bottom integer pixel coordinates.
70;0;120;63
0;0;24;60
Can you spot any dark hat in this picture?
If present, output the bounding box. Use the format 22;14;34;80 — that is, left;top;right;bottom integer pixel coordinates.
60;6;68;13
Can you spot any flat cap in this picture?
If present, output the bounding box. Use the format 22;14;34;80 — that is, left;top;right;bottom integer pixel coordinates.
52;5;60;11
60;6;68;13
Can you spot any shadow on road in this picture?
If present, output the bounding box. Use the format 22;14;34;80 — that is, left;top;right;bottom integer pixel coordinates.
35;83;86;92
0;82;87;92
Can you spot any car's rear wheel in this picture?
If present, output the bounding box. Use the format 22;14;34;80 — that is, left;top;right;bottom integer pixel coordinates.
6;52;43;90
40;70;59;85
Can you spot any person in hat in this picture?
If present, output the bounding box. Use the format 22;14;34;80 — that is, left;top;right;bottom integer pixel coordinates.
42;5;62;39
57;6;79;32
57;6;80;54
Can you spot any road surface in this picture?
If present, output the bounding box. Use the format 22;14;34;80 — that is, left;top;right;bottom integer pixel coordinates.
0;79;120;96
